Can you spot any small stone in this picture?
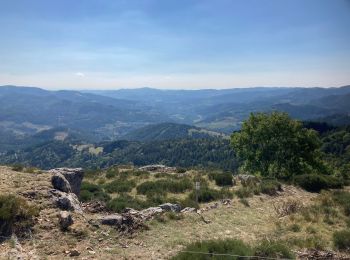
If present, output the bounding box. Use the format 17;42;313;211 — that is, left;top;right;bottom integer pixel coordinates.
69;249;80;257
58;211;73;230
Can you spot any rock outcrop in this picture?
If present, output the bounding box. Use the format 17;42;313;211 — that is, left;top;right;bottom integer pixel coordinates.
49;168;84;196
99;214;123;226
51;173;72;193
50;190;82;213
58;211;73;230
159;203;181;212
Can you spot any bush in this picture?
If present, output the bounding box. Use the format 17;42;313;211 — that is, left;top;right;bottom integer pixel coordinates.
105;171;117;179
104;180;136;193
294;174;343;192
333;229;350;250
0;195;39;240
260;179;282;195
137;179;192;195
188;188;232;203
214;173;234;187
107;195;148;213
236;186;255;198
254;240;294;259
80;182;110;202
172;239;253;260
176;167;187;173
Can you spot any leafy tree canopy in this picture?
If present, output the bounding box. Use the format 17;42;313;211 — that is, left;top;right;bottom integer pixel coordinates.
231;112;327;179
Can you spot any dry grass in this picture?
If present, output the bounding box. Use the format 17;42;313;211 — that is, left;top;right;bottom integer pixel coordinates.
0;166;349;259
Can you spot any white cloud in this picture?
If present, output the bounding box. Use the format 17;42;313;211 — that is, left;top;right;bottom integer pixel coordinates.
75;72;85;77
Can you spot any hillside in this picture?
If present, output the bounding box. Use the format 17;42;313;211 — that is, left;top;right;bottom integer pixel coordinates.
122;122;227;141
0;166;349;259
2;85;350;145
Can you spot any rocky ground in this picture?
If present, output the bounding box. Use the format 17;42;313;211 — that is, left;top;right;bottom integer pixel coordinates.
0;166;349;259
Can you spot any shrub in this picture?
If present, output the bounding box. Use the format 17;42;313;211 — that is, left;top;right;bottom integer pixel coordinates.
172;239;253;260
260;179;282;195
80;182;110;202
132;170;150;178
188;188;232;203
214;173;233;187
333;229;350;250
176;167;187;173
107;195;148;213
137;179;192;195
294;174;343;192
0;195;39;240
105;166;119;178
104;180;136;193
254;240;294;259
236;186;254;198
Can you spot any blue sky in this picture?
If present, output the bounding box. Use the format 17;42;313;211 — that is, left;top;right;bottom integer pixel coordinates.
0;0;349;89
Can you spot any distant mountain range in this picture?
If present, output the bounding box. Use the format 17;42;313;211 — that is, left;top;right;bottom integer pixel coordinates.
1;85;350;151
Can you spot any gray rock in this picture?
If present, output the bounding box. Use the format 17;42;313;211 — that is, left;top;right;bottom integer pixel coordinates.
49;168;84;196
180;207;196;213
50;190;82;213
51;173;72;193
159;203;181;212
140;207;163;219
58;211;73;230
99;214;123;226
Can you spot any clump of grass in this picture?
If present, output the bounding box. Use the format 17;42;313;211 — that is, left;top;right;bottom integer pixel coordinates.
289;223;301;232
166;212;184;221
331;190;350;216
259;179;282;195
333;229;350;251
0;194;39;240
235;186;254;198
107;195;148;213
104;179;136;193
254;240;295;259
137;179;192;195
132;170;150;178
188;187;233;203
172;239;253;260
239;198;250;207
79;181;110;202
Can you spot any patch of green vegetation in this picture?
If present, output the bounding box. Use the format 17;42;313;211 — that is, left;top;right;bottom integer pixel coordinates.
239;198;250;207
107;195;148;213
79;182;110;202
172;238;295;260
259;179;282;195
104;180;136;193
136;179;192;195
171;239;253;260
0;194;39;240
289;223;301;232
188;187;233;203
333;229;350;251
208;172;233;187
294;174;343;192
11;164;24;172
331;190;350;216
254;240;295;259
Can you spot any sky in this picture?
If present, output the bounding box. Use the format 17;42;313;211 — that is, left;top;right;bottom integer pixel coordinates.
0;0;349;90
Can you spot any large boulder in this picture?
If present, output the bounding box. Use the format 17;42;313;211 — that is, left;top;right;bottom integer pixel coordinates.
159;203;181;213
58;211;73;230
50;190;82;213
51;173;72;193
49;168;84;196
139;207;163;220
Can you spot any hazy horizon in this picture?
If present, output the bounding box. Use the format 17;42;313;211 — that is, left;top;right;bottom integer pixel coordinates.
1;0;350;90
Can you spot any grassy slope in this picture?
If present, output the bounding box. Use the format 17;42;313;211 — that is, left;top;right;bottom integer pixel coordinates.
0;166;349;259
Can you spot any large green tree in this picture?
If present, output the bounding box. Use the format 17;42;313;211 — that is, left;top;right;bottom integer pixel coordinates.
231;112;326;179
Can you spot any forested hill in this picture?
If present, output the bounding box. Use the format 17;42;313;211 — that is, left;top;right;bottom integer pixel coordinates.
122;122;227;141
